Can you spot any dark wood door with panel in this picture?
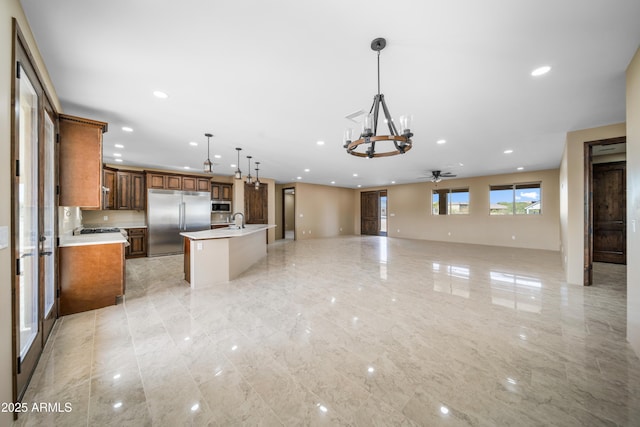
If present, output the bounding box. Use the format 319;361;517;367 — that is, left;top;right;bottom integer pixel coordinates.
361;191;380;235
245;183;268;224
592;161;626;264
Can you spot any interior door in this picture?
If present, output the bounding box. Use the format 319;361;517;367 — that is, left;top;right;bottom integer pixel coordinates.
14;61;43;399
592;161;626;264
361;191;380;235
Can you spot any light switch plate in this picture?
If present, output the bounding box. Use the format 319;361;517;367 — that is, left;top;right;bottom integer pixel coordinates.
0;226;8;249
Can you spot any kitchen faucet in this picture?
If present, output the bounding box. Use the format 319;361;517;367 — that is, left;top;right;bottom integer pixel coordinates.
231;212;245;228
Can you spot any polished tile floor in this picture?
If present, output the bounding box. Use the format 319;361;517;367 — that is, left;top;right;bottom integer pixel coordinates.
15;237;640;426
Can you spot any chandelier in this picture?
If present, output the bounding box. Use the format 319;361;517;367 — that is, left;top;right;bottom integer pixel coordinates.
203;133;213;173
343;38;413;158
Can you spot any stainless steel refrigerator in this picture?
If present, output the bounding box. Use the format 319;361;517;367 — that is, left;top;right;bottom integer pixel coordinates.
147;189;211;256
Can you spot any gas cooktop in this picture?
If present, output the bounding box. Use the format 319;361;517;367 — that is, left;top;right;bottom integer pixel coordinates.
78;227;122;234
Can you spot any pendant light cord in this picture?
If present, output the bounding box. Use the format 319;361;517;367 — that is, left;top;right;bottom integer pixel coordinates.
377;50;381;96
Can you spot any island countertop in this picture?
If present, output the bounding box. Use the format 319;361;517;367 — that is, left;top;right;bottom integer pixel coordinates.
180;224;276;240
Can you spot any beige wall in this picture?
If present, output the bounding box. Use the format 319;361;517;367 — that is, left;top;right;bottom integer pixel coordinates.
1;1;61;422
627;46;640;356
559;123;626;285
355;169;560;251
276;182;355;240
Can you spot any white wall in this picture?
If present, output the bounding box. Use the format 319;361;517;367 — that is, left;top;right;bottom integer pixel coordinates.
559;123;626;285
626;46;640;356
1;1;61;422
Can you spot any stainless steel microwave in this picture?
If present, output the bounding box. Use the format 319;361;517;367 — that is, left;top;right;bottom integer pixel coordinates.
211;201;231;212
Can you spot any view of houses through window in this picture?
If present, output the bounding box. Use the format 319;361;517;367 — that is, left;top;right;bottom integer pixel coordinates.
432;188;470;215
489;183;541;215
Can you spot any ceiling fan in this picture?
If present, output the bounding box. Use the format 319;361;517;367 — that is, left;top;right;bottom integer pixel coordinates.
429;170;456;183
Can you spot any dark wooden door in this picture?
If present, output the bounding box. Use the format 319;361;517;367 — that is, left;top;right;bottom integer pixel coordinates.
361;191;380;235
593;161;626;264
245;183;268;224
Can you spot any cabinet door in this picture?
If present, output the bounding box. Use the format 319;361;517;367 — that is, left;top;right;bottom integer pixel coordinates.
222;184;232;201
244;183;268;224
59;115;107;208
131;173;146;210
167;175;182;190
147;173;166;189
182;176;196;191
126;228;147;258
211;184;221;200
116;171;132;209
197;178;211;192
103;169;116;209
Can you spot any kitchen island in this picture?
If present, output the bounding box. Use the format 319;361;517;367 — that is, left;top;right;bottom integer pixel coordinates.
180;224;276;288
58;231;128;315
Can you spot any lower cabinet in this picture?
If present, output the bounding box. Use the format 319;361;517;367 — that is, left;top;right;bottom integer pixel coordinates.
126;228;147;258
59;243;125;315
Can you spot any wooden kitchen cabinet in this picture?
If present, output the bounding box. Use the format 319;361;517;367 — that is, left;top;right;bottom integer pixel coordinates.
147;172;211;192
125;228;147;258
59;243;125;315
212;182;232;201
116;171;145;210
103;168;116;209
59;114;108;208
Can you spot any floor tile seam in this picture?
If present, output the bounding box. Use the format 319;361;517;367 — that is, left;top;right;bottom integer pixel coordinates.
122;294;156;424
85;310;97;427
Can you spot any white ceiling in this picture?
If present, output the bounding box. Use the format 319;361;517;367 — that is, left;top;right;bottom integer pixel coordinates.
20;0;640;188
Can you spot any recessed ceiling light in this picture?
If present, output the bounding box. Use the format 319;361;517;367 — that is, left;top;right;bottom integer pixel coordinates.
230;163;237;168
297;176;302;180
357;184;362;188
316;140;325;146
114;144;124;148
517;167;524;170
115;158;123;162
153;90;169;99
531;65;551;77
504;149;513;154
113;153;122;157
436;139;446;145
391;181;396;184
304;168;310;172
184;166;190;169
330;181;336;184
214;154;222;159
122;126;133;132
353;173;358;177
189;141;198;146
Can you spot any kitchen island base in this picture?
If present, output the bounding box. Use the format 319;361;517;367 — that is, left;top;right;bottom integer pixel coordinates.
182;225;275;288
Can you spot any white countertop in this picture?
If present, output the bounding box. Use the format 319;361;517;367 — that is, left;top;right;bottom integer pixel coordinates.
181;224;276;240
59;233;128;247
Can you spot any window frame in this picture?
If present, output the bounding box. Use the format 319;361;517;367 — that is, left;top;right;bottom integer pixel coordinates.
489;182;542;215
432;187;470;215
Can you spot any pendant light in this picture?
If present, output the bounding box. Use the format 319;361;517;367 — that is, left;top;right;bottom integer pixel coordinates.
203;133;214;173
245;156;253;184
234;148;242;179
254;162;261;190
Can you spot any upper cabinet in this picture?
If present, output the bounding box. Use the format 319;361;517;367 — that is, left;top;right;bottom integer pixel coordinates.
103;168;145;210
212;182;232;201
146;172;211;193
59;114;108;208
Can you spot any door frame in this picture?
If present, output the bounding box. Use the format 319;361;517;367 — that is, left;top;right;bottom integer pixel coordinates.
583;136;626;286
281;187;295;240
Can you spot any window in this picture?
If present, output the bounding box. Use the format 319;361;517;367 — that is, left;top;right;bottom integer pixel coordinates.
489;183;541;215
432;188;470;215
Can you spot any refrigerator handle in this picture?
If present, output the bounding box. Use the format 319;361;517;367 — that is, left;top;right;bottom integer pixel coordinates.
178;203;183;230
181;202;186;230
